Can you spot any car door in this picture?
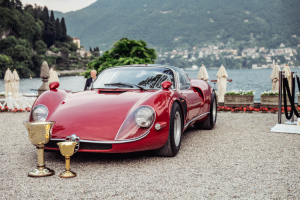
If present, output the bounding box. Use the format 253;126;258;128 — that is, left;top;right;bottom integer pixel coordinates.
176;70;203;121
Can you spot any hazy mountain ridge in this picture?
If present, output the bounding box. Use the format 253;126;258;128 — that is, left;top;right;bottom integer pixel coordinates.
54;0;300;50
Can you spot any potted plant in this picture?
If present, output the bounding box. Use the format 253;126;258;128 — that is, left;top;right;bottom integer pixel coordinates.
0;92;5;99
224;90;255;108
261;91;291;108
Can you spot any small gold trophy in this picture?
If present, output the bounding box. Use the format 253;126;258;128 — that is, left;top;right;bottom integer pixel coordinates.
57;142;77;178
23;121;56;177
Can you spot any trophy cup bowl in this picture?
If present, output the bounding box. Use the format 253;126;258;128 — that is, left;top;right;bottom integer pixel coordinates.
57;141;77;178
23;121;56;177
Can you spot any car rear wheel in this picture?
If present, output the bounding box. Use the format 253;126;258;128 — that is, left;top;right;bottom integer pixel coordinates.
194;90;217;130
155;102;183;157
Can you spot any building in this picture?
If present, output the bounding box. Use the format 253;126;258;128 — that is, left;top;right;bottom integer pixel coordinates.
280;43;285;48
76;48;91;58
72;37;80;48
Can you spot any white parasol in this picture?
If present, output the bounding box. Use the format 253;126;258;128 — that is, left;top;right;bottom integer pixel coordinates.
48;68;59;84
12;69;20;99
217;65;228;102
270;63;281;92
283;64;292;91
4;68;13;98
197;64;209;81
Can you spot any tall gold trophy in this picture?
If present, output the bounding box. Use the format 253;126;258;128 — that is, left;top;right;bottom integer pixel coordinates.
23;121;56;177
57;142;77;178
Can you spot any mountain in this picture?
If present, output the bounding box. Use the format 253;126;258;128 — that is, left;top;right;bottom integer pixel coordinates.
54;0;300;51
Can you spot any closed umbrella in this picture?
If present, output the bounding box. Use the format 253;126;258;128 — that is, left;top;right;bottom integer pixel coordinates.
217;65;228;102
12;69;20;99
197;64;209;81
283;64;291;91
48;68;59;84
270;63;280;92
4;68;13;98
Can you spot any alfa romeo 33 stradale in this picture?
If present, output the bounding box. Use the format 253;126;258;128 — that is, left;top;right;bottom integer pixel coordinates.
29;64;217;156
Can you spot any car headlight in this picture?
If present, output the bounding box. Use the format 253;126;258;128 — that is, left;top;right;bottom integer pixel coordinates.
135;107;154;128
32;105;49;122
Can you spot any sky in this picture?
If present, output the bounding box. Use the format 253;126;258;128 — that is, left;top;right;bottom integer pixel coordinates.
21;0;97;13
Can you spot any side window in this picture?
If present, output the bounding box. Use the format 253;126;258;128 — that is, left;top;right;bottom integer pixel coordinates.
177;71;190;90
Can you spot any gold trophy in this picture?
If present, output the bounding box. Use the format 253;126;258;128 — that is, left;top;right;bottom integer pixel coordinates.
57;142;77;178
23;121;56;177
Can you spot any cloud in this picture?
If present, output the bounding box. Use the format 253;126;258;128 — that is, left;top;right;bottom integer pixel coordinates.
21;0;97;13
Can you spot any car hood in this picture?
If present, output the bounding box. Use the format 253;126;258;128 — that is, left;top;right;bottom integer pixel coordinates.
48;90;153;141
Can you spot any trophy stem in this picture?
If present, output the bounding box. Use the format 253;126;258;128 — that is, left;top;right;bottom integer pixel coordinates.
28;145;55;177
37;146;45;170
65;157;71;172
59;156;76;178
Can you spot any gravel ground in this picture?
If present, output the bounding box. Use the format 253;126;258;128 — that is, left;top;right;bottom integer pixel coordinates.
0;112;300;199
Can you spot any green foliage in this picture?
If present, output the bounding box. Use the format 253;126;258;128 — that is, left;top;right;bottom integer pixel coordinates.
0;54;12;78
83;38;157;78
61;17;67;42
0;1;77;77
35;40;47;55
42;6;49;22
55;18;62;41
225;90;255;95
261;91;279;95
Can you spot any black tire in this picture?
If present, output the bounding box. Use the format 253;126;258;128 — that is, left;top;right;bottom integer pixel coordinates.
194;90;217;130
155;102;183;157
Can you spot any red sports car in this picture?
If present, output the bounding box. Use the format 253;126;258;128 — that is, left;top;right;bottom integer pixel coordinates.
29;64;217;156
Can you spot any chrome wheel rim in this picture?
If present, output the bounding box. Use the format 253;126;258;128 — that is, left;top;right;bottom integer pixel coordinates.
174;111;181;146
212;98;217;122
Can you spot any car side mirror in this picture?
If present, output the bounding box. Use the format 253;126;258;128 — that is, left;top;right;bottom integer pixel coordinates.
161;81;172;89
49;82;60;90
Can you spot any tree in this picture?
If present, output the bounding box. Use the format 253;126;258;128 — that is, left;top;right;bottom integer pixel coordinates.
15;0;23;11
35;40;47;55
1;0;10;8
61;17;67;42
0;54;12;78
83;38;157;78
58;47;69;69
42;6;49;22
90;47;93;53
42;20;55;47
50;10;55;23
55;18;62;41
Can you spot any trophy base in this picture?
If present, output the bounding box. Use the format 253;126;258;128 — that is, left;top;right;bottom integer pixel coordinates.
59;171;76;178
28;167;55;177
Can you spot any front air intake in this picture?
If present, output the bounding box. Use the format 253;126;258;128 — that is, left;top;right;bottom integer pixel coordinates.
99;91;127;94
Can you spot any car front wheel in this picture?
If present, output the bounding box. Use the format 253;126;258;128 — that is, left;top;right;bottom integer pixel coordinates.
155;102;183;157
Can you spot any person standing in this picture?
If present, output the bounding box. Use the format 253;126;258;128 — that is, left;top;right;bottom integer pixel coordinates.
84;70;97;90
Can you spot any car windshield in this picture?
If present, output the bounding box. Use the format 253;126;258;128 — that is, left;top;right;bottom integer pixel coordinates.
93;67;175;90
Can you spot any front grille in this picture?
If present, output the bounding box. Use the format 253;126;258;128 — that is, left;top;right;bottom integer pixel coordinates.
45;140;112;150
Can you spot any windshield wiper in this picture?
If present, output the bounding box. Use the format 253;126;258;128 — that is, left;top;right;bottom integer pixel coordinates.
104;82;147;91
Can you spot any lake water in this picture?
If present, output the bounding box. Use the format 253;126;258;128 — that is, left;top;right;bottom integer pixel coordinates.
1;68;300;102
